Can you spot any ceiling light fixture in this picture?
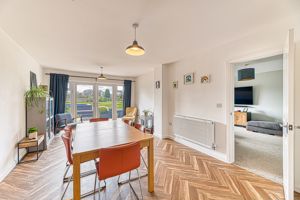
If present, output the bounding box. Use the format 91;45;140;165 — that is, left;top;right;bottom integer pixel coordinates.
97;67;107;80
125;23;145;56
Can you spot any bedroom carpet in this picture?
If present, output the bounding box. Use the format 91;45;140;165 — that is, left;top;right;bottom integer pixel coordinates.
234;126;283;183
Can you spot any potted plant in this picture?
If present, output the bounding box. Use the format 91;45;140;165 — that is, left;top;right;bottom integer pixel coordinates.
25;86;48;113
28;127;38;139
24;86;48;107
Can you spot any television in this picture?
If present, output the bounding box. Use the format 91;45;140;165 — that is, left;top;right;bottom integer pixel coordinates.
234;86;253;105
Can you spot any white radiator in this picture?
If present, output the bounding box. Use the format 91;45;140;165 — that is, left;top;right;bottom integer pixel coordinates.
172;115;215;150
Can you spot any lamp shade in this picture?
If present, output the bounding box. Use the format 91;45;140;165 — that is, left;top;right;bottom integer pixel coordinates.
125;40;145;56
238;68;255;81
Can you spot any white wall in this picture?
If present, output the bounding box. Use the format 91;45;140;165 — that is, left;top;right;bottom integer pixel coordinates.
163;15;300;158
0;28;42;181
235;70;283;122
135;71;154;116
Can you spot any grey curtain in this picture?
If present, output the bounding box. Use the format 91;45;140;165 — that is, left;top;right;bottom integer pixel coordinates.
49;73;69;125
123;80;132;116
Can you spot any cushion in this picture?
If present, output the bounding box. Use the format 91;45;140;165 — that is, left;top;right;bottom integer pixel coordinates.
56;113;73;127
247;121;281;130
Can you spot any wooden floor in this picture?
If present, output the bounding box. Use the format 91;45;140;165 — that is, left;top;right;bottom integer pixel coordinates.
0;136;295;200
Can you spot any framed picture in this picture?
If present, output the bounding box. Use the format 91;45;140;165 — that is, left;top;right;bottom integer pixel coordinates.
184;73;194;85
201;75;210;83
172;81;178;88
155;81;160;89
30;71;37;88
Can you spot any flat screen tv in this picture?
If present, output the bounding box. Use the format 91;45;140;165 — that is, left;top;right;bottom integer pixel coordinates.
235;86;253;105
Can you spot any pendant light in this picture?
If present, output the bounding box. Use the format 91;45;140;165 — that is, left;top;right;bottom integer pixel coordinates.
125;23;145;56
97;67;107;80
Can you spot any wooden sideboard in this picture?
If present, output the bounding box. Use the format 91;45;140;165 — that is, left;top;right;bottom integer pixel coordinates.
234;111;251;127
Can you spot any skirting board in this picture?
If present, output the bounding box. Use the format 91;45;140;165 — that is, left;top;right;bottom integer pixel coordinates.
0;159;15;182
295;185;300;193
168;134;228;163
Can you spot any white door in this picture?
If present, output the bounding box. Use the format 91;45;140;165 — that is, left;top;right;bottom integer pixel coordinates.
282;29;295;200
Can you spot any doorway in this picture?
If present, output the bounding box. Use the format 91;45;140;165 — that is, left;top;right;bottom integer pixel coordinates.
232;55;284;183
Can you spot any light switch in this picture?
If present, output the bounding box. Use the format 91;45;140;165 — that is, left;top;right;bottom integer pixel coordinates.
217;103;222;108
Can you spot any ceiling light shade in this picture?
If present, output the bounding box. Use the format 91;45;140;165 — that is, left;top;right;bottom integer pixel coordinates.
238;68;255;81
97;67;107;80
125;23;145;56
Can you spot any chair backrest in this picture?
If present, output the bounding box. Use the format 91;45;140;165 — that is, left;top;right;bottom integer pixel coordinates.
89;118;109;123
123;119;131;125
134;123;145;132
56;113;73;127
61;130;73;165
97;142;140;180
125;107;137;117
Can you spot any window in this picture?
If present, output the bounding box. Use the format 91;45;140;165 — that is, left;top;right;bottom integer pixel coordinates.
116;86;124;118
76;85;94;121
98;86;113;118
65;84;71;113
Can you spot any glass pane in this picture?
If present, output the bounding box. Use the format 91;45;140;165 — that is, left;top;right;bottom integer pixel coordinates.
98;86;113;118
65;83;71;113
117;86;124;118
76;85;94;121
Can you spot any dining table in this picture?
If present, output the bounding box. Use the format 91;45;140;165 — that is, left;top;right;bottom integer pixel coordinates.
72;119;154;200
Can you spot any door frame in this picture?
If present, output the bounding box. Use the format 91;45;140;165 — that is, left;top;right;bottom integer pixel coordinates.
225;48;283;163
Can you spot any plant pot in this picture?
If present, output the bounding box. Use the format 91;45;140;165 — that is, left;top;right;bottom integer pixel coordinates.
28;132;38;139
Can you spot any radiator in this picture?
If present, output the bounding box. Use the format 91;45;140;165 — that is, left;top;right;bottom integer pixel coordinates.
172;115;215;149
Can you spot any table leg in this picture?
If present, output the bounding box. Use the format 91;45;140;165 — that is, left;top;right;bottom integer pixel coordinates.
148;138;154;192
73;155;81;200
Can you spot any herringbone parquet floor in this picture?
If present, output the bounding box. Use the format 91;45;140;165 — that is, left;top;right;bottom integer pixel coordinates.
0;136;294;200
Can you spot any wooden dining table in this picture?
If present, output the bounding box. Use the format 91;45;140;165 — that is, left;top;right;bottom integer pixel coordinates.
72;120;154;200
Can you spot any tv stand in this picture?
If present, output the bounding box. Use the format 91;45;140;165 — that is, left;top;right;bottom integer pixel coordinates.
234;111;251;127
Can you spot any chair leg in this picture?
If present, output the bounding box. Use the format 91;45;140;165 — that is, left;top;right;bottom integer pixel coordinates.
128;171;142;200
63;164;71;182
141;153;148;169
136;169;144;200
61;175;72;200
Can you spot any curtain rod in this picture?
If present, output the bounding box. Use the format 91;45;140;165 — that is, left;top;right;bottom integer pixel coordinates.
44;73;136;82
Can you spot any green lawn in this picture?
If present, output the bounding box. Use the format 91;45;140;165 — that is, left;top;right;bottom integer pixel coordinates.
65;101;123;113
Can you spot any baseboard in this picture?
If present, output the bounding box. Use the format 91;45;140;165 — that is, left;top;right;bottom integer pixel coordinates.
0;159;16;182
167;134;228;163
295;185;300;193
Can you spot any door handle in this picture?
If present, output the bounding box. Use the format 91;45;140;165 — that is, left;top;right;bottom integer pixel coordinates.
295;125;300;129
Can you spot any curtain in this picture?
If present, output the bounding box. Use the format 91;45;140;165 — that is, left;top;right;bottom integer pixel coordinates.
123;80;132;116
49;73;69;124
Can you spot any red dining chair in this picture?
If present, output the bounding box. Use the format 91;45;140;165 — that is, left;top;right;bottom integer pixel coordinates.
61;127;96;200
89;118;109;122
133;124;148;170
123;119;132;125
94;142;143;200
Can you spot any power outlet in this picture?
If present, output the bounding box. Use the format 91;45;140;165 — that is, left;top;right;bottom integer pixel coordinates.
216;103;222;108
169;122;172;126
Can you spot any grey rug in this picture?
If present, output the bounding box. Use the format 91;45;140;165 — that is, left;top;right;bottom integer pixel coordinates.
234;126;283;183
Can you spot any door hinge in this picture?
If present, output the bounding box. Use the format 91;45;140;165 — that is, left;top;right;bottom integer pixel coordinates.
289;124;293;131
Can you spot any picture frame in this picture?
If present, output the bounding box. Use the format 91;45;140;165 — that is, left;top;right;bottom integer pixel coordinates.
172;81;178;88
184;73;194;85
30;71;37;88
201;75;210;83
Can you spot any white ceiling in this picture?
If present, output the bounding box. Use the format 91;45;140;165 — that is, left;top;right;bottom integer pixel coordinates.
234;54;283;74
0;0;299;77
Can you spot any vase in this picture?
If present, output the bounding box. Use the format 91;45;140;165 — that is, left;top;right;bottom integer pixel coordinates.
28;132;38;139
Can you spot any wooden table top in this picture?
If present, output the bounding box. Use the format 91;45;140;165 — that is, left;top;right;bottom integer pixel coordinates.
72;120;153;155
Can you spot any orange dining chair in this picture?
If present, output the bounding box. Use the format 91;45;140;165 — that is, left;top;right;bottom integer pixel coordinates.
123;119;132;125
133;124;148;170
61;127;96;200
89;118;109;122
94;142;143;200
